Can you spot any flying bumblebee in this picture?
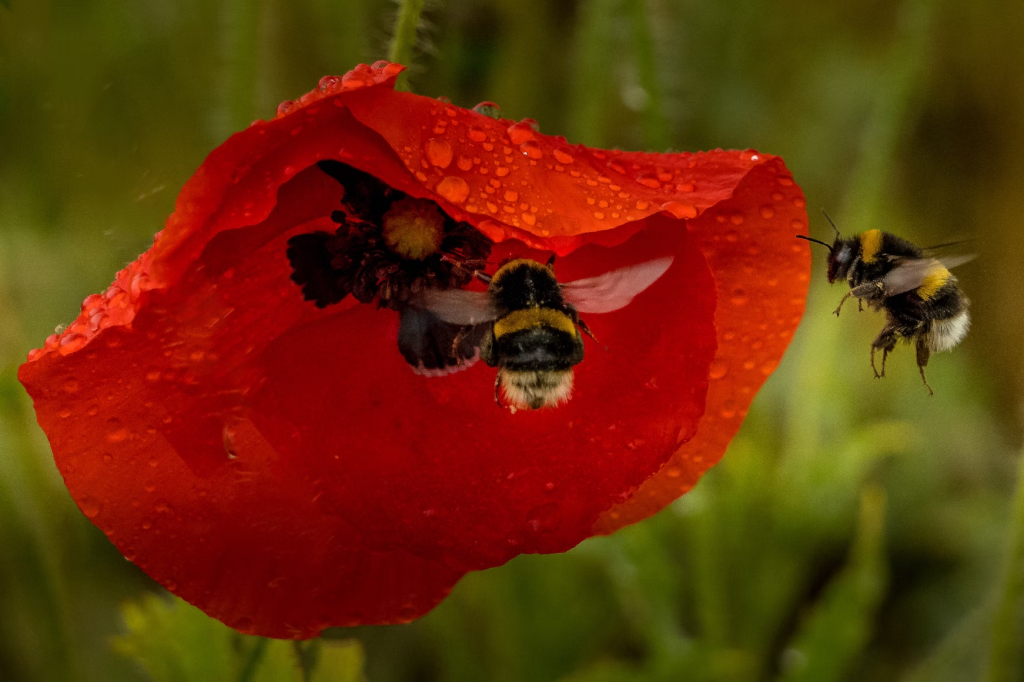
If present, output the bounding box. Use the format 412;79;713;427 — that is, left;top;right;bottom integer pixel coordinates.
798;215;972;395
398;255;674;410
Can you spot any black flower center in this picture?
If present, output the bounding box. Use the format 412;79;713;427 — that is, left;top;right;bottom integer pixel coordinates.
286;160;492;310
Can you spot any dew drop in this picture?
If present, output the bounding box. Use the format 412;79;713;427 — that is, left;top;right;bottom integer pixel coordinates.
495;166;509;177
720;400;737;419
276;100;295;117
521;212;536;226
436;176;470;204
507;122;536;145
79;496;102;519
665;468;682;478
730;289;748;306
472;101;502;119
660;201;697;219
709;360;729;379
424;138;453;168
62;377;80;392
593;211;605;220
635;199;650;210
58;408;71;418
520;141;543;159
553;148;574;164
58;333;87;355
456;156;473;171
318;75;340;91
468;127;487;143
760;206;775;219
504;190;518;202
637;173;661;188
107;428;129;443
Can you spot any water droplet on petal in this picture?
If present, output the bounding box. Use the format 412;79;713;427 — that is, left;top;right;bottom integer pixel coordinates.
760;206;775;219
637;173;661;188
709;360;729;380
504;190;518;202
520;141;543;159
468;127;487;143
318;75;340;91
660;201;697;219
436;176;470;204
58;333;87;355
521;212;536;226
553;149;574;164
424;138;453;168
507;121;537;145
80;496;102;519
276;100;295;117
473;101;502;119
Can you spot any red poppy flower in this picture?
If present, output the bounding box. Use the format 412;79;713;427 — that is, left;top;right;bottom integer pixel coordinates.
18;62;809;638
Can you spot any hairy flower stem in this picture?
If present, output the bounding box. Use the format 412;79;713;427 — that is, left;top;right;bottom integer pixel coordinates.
388;0;425;91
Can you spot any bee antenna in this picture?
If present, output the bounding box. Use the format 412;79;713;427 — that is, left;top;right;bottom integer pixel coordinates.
821;209;841;238
796;234;834;252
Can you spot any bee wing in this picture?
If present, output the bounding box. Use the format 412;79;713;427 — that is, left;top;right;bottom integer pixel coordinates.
882;255;975;297
397;307;489;377
413;288;498;326
560;256;674;314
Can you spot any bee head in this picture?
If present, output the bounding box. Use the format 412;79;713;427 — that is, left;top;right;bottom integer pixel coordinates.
796;210;852;284
826;238;859;283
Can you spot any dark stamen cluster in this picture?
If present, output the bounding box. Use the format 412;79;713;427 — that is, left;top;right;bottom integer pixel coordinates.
287;160;492;309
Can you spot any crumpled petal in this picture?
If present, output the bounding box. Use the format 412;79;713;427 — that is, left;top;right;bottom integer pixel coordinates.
18;62;808;638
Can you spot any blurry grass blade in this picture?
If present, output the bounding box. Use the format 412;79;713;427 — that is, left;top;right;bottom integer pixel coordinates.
568;0;621;146
221;0;262;137
900;602;990;682
113;595;236;682
112;595;360;682
776;485;888;682
983;442;1024;682
388;0;425;91
624;0;671;150
842;0;939;229
310;640;364;682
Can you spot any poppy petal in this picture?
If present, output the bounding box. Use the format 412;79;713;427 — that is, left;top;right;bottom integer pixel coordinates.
18;62;808;637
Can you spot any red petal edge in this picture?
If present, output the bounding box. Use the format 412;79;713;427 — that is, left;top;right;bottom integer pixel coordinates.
18;62;809;638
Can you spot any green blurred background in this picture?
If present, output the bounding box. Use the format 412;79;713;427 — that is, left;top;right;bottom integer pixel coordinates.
2;0;1024;680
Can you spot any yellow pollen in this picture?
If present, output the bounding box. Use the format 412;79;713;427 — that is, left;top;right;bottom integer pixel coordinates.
860;229;883;263
382;198;445;260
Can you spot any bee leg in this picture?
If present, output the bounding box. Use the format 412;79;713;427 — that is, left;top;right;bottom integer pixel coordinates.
870;325;898;378
494;372;505;408
916;336;934;396
577;317;599;344
451;326;468;365
546;253;557;267
858;299;864;313
833;292;852;317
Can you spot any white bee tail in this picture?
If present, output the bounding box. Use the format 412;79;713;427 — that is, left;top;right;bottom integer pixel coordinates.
928;310;970;353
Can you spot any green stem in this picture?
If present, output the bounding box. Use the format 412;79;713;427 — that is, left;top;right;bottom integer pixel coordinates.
387;0;425;91
625;0;671;151
237;637;268;682
983;440;1024;682
222;0;261;136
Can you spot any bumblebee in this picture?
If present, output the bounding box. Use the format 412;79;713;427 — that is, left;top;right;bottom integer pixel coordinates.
402;255;674;410
799;215;972;395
